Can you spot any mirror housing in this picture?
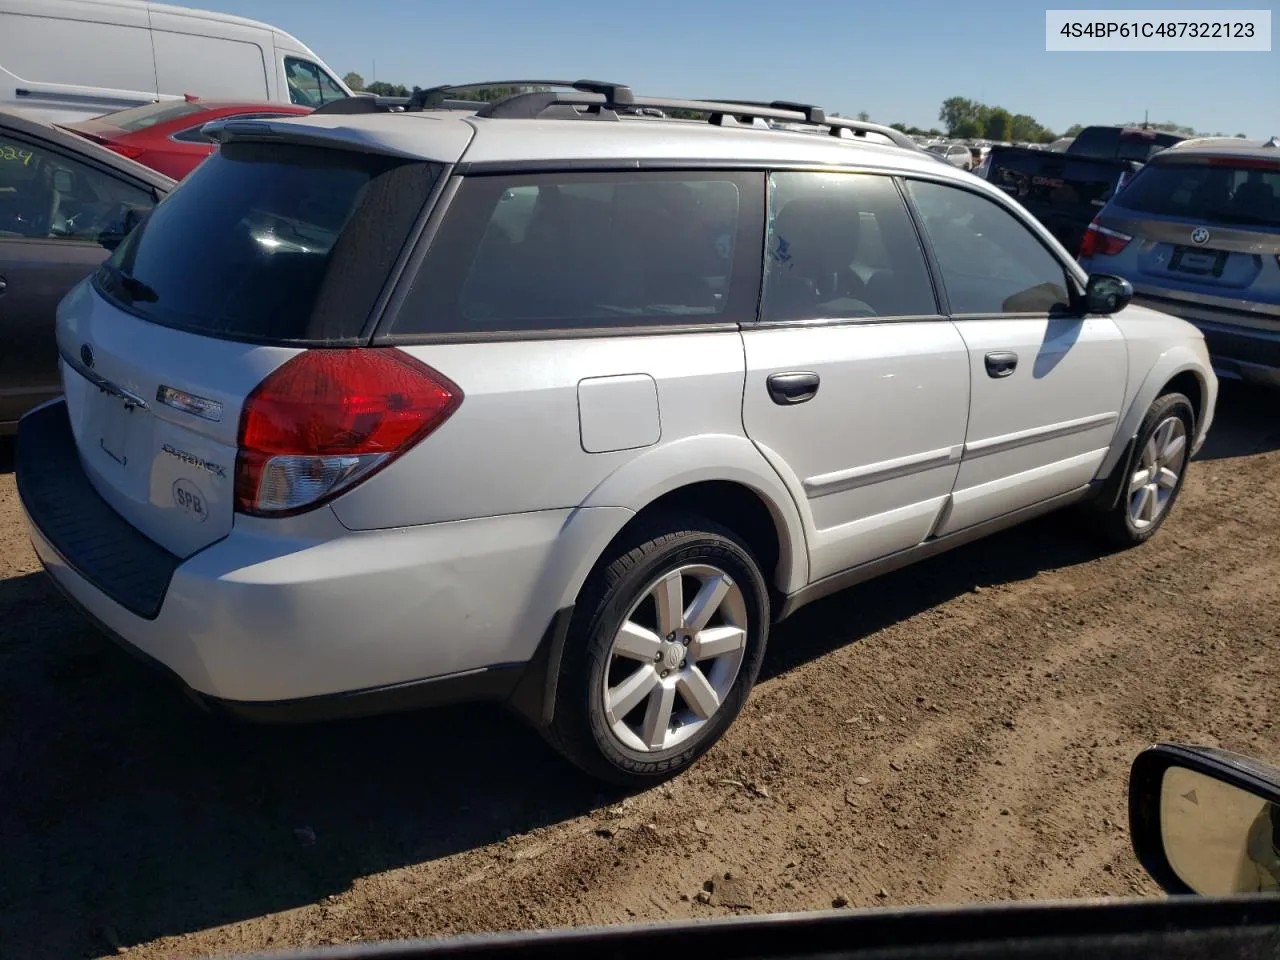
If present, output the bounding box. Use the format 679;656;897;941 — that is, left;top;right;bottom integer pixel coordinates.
1129;743;1280;896
1085;273;1133;314
97;204;147;251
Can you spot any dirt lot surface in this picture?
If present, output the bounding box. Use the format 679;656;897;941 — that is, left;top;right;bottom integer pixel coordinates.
1;385;1277;960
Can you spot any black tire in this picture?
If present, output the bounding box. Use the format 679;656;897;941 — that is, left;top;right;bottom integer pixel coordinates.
545;514;770;786
1094;392;1195;548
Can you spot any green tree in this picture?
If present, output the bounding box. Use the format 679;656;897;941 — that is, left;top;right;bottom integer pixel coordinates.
342;72;365;92
939;96;981;135
953;118;982;139
856;110;871;122
1235;132;1247;138
1063;123;1085;137
984;107;1013;141
365;81;409;97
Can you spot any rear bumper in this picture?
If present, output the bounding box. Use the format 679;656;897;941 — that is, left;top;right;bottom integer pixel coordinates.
1133;294;1280;388
17;400;596;715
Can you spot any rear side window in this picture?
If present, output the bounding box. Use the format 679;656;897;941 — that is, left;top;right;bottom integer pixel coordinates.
97;142;441;343
393;171;763;336
764;171;937;321
1117;161;1280;228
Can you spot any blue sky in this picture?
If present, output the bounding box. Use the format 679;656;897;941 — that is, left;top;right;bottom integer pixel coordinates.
201;0;1275;137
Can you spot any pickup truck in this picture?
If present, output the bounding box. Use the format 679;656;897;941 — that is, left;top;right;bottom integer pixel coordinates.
979;125;1186;255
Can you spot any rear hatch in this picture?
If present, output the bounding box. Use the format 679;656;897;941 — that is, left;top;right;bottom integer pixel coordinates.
1101;154;1280;313
56;134;446;558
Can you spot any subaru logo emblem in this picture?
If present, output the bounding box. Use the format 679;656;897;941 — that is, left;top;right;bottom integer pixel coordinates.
80;344;94;368
1191;227;1211;246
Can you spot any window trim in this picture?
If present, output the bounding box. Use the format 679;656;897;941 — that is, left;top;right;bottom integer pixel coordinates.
899;174;1088;321
375;168;767;344
750;168;947;330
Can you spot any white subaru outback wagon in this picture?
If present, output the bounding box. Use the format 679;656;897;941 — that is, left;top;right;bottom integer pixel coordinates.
17;81;1217;785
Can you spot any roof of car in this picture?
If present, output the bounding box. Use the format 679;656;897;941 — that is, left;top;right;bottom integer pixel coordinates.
0;108;176;190
1157;136;1280;160
208;108;969;182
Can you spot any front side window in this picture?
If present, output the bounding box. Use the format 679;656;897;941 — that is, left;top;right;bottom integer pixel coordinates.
905;180;1073;315
395;171;761;335
763;171;937;321
284;57;348;107
0;134;155;243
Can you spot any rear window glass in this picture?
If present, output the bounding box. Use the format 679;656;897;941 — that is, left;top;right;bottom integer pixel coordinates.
101;101;208;132
1117;161;1280;229
393;171;763;336
96;142;441;343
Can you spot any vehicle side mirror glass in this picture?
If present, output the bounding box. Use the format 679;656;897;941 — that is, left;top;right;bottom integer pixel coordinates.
1130;744;1280;896
1085;273;1132;314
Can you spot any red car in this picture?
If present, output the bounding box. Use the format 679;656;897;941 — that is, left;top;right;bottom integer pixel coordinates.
58;98;313;180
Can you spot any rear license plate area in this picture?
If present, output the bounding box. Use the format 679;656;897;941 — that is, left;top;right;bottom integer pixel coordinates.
1170;245;1227;277
97;398;137;468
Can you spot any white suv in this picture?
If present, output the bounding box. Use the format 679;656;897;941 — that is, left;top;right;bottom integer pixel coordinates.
17;81;1217;785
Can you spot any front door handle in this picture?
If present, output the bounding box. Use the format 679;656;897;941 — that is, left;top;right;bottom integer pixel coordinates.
767;371;820;405
984;351;1018;378
0;276;7;295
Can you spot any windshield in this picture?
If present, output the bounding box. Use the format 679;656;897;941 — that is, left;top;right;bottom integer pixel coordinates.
1118;160;1280;228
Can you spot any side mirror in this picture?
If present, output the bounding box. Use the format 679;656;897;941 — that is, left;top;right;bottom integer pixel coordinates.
98;204;147;251
1129;743;1280;896
1085;273;1133;314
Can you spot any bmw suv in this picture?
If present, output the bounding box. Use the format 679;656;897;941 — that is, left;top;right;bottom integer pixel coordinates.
17;81;1217;785
1079;136;1280;388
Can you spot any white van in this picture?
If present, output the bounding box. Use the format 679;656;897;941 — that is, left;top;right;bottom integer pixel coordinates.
0;0;352;124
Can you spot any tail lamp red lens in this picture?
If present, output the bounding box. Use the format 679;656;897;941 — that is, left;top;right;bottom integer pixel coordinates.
1079;220;1133;259
234;348;462;516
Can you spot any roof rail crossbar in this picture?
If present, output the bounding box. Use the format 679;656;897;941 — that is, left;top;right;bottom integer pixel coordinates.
405;80;631;112
384;83;925;154
477;91;620;121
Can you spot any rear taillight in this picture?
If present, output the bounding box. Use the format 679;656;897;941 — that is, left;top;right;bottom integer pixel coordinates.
234;348;462;517
106;143;144;160
1079;219;1133;259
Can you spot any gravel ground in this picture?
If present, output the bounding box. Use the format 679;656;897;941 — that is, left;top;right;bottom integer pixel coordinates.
1;383;1277;960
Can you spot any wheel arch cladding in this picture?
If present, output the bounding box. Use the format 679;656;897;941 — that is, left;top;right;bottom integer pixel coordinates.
573;434;810;598
1096;348;1211;483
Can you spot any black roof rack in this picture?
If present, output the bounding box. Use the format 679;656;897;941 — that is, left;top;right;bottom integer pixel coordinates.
318;79;925;154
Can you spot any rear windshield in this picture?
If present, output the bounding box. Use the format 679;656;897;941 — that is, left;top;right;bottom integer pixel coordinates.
100;100;208;132
96;142;442;344
1117;160;1280;228
1070;127;1181;161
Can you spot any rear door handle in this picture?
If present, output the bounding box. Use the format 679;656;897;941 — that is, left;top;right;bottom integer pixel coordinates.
0;276;7;295
984;351;1018;378
767;371;820;405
